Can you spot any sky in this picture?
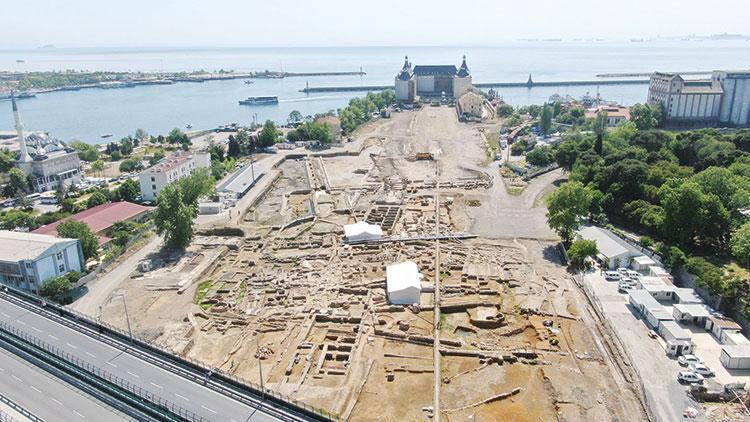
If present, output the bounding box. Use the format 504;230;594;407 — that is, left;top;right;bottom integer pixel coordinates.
2;0;750;48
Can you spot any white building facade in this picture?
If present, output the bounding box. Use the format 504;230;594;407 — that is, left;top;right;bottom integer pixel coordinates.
0;231;84;294
648;70;750;128
139;151;211;201
394;56;472;103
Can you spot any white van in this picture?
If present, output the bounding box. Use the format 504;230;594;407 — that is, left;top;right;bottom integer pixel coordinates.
604;271;622;281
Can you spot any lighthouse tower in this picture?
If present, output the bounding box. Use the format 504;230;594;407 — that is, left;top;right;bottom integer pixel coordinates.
11;92;32;164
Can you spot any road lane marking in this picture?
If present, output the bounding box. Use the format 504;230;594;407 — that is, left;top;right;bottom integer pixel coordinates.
73;410;85;418
201;405;217;414
52;398;63;406
1;312;10;318
85;352;96;358
149;382;164;389
16;320;25;325
48;334;60;341
31;326;42;333
30;386;42;393
67;343;78;349
11;375;22;382
105;361;117;368
127;371;140;378
175;393;189;401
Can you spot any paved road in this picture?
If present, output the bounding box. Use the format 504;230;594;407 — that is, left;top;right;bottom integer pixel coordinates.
0;346;128;421
70;235;163;316
581;271;703;422
0;296;284;422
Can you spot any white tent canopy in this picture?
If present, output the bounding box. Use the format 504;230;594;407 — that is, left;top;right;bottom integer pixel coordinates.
344;222;383;242
386;261;422;305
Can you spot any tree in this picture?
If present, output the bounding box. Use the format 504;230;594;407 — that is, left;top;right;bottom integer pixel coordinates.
593;110;607;155
731;222;750;266
567;239;598;269
227;135;241;158
57;220;99;260
288;110;303;125
154;169;215;249
134;128;149;142
166;128;189;145
630;103;663;130
540;105;553;136
90;159;105;176
208;144;225;162
526;145;554;167
4;168;27;197
0;149;14;173
116;179;140;202
149;150;165;166
119;158;144;173
86;191;108;208
39;274;73;299
70;141;99;162
496;104;513;118
546;181;593;244
119;136;134;156
110;150;122;161
153;184;196;249
258;120;279;148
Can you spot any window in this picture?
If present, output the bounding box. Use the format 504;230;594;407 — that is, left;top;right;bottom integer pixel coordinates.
27;276;35;284
58;263;65;273
25;262;32;269
151;176;155;182
57;252;63;260
152;184;157;190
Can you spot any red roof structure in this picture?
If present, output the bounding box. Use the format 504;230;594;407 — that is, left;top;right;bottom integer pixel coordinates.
33;201;154;244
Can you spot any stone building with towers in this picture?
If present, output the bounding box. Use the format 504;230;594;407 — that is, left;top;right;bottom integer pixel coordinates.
10;93;82;192
394;56;473;102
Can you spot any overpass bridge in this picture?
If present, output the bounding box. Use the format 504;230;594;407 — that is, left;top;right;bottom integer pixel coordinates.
0;286;330;422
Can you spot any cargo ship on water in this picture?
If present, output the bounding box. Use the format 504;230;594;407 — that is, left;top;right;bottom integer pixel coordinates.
239;96;278;105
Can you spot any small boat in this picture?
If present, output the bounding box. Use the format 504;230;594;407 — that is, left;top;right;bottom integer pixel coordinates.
101;133;113;139
186;124;193;129
16;59;25;63
244;80;255;85
239;96;278;105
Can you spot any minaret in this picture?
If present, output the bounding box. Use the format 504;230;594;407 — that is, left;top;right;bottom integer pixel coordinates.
11;91;32;163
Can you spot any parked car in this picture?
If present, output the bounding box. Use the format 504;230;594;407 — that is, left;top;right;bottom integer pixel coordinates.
605;271;622;281
677;371;704;384
678;354;704;366
617;267;629;275
618;282;635;293
627;270;641;280
689;363;714;377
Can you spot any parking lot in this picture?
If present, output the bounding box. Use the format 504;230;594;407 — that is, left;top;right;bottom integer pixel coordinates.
581;270;702;422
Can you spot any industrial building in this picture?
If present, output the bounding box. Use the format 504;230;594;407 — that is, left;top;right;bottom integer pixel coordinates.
9;93;82;192
719;345;750;369
139;151;211;201
394;56;473;103
658;320;696;356
0;231;84;294
647;70;750;128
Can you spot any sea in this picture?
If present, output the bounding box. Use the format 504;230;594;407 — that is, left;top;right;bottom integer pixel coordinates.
1;41;749;144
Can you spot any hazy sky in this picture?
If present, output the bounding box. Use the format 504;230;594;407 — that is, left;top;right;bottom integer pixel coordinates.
3;0;750;48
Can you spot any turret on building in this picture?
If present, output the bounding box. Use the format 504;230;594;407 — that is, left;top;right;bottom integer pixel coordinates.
394;55;473;103
8;94;82;192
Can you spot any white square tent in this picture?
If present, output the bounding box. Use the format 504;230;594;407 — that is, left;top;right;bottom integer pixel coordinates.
386;261;422;305
344;222;383;243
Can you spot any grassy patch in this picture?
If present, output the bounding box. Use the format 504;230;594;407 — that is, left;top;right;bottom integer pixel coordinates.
507;186;525;196
195;279;213;309
725;262;750;280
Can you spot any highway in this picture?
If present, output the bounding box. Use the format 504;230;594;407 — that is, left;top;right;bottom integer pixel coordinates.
0;295;291;422
0;347;128;421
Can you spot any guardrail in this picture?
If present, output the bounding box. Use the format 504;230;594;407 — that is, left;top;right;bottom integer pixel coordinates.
0;390;42;422
0;286;335;421
0;321;203;422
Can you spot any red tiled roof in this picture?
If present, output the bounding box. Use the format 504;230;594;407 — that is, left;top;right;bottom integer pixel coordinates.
33;201;154;237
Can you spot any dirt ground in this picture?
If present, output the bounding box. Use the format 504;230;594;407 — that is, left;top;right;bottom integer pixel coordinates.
94;106;648;421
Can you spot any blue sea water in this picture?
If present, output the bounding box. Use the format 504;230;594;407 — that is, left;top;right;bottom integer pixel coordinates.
1;41;749;143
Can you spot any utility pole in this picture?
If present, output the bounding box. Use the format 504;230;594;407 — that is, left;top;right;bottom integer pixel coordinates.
117;293;133;342
258;347;265;400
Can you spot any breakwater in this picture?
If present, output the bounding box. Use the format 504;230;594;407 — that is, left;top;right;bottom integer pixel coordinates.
300;78;650;93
